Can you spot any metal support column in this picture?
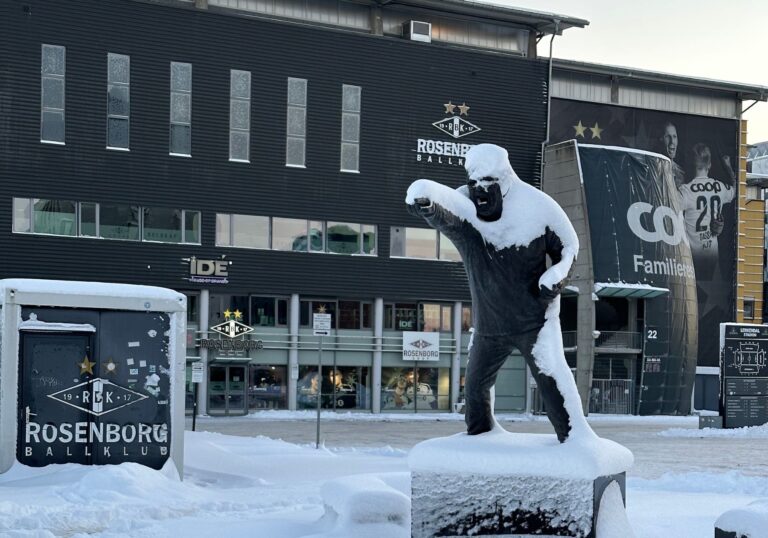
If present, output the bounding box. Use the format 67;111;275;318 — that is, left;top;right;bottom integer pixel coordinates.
372;298;383;414
288;293;300;410
197;289;209;415
451;301;462;411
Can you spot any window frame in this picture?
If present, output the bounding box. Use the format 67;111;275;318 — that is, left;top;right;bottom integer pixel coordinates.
169;61;192;157
106;52;131;150
340;84;361;173
286;77;307;168
229;69;251;163
40;44;66;145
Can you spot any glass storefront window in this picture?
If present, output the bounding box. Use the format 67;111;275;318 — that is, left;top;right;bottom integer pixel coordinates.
362;302;372;329
32;198;76;236
441;305;453;332
300;300;336;327
383;303;394;330
420;303;441;332
185;363;195;413
297;365;370;410
381;367;449;411
232;214;269;248
277;299;288;326
248;365;287;409
327;222;360;254
272;217;308;251
338;301;361;329
143;206;181;243
395;303;417;331
251;296;276;326
100;204;139;240
462;306;472;332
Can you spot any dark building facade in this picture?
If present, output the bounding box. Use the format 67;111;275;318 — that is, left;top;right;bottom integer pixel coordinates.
1;0;587;415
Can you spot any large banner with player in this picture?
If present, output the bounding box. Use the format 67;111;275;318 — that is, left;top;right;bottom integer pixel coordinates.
577;146;698;414
551;99;738;369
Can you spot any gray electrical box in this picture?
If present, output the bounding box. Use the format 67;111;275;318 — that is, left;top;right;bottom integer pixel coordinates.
0;279;186;477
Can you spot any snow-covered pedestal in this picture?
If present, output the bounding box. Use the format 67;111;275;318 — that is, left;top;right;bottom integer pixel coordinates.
715;500;768;538
409;428;633;537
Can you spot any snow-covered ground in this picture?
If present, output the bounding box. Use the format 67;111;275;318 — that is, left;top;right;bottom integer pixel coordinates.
1;414;767;537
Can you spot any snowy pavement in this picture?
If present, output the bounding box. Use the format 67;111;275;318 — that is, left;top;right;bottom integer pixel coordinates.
1;413;767;537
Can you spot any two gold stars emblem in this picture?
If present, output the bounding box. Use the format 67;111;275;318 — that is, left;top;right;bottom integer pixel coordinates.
573;120;603;140
443;101;470;116
223;309;243;321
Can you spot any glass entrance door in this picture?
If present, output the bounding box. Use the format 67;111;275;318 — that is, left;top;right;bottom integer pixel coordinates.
208;364;247;416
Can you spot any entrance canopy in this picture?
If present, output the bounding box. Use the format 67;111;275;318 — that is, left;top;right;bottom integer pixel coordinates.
594;282;669;299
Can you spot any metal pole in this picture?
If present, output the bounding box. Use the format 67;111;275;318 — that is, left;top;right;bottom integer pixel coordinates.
413;362;418;413
316;335;323;449
192;383;198;432
332;348;337;412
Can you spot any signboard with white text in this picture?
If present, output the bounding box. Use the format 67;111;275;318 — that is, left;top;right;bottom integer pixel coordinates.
402;331;441;361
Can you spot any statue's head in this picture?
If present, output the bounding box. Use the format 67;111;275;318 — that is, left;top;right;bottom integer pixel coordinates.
464;144;516;222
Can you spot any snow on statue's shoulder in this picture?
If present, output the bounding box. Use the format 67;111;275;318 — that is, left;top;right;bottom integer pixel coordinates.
408;427;633;480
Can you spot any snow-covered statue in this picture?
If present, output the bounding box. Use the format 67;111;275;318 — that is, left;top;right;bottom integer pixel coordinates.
406;144;593;442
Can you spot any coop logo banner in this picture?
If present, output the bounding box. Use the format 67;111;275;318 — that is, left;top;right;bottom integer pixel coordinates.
402;331;440;361
414;101;480;166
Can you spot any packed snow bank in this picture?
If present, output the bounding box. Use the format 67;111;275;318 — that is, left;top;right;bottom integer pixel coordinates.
659;423;768;438
716;499;768;538
408;426;633;479
310;473;410;538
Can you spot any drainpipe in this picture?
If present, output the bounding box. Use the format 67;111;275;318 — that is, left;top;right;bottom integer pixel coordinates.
539;19;560;186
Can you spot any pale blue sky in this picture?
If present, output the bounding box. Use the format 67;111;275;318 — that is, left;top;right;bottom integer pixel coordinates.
483;0;768;144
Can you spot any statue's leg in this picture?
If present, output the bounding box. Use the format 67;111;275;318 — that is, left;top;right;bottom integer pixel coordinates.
514;329;572;443
464;334;512;435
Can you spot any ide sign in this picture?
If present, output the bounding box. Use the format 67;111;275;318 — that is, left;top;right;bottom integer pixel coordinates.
402;332;440;361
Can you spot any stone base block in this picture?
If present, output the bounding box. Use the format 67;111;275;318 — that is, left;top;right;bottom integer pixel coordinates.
411;471;625;537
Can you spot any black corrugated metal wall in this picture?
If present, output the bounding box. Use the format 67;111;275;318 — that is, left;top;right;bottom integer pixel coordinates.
0;0;549;301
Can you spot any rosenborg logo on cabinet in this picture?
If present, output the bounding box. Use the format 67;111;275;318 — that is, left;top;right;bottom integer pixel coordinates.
48;378;148;416
414;101;481;167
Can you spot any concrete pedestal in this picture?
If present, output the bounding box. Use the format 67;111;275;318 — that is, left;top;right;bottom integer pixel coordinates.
411;470;625;537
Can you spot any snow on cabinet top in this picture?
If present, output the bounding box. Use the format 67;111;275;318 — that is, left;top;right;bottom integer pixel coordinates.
0;279;184;303
408;427;634;480
406;144;578;255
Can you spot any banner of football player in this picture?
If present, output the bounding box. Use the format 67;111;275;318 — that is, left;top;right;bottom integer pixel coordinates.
551;99;738;370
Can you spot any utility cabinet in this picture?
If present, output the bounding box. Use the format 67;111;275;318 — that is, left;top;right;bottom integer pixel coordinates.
0;279;186;476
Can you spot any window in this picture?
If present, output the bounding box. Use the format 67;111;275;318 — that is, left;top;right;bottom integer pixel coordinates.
79;202;98;237
170;62;192;156
230;70;251;162
461;306;472;332
142;207;200;244
300;300;337;328
250;297;288;327
233;214;270;249
395;303;417;331
420;303;452;332
340;84;361;172
746;185;762;202
13;198;76;236
327;222;376;255
100;204;139;240
13;198;198;243
744;297;755;320
107;53;130;149
272;217;309;251
286;77;307;167
390;227;459;261
41;44;66;144
216;214;374;255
